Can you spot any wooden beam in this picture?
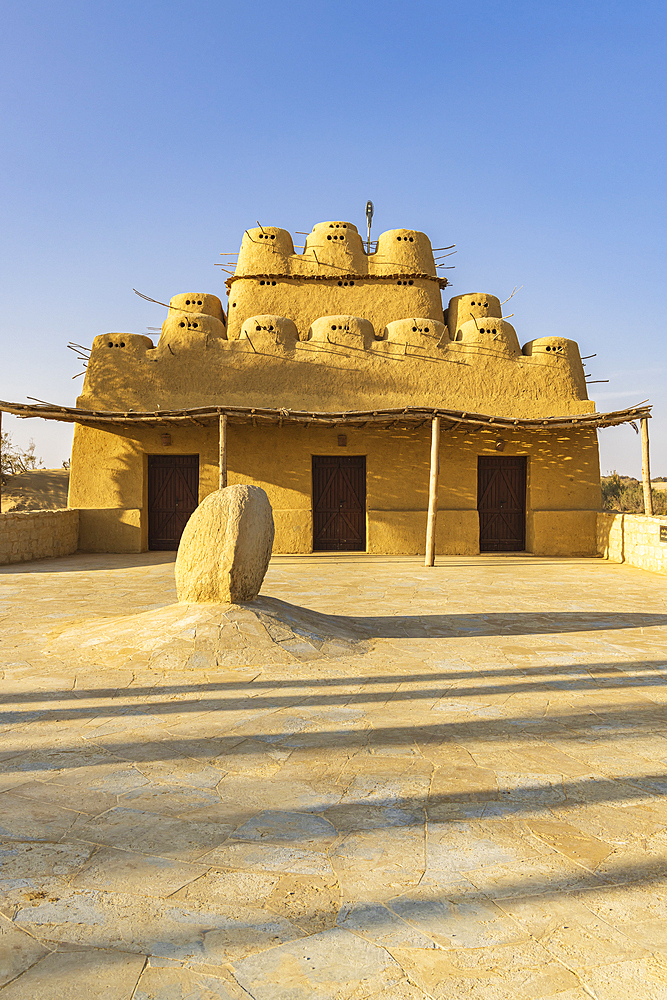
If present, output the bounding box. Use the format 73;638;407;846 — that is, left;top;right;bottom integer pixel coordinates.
641;416;653;516
219;413;227;490
0;399;654;433
424;416;441;567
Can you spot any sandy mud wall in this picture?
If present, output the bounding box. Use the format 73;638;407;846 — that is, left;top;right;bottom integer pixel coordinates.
65;420;600;556
69;423;219;552
227;423;601;556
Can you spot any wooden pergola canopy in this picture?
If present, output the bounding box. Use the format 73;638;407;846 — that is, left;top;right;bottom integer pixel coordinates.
0;400;652;432
0;398;655;560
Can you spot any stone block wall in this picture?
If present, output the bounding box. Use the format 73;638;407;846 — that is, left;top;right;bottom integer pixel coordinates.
598;511;667;575
0;509;80;565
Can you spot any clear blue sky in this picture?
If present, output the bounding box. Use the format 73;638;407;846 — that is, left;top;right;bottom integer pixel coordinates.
1;0;665;476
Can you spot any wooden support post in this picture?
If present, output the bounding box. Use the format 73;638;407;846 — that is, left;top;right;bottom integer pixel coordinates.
641;416;653;516
218;413;227;490
424;416;440;567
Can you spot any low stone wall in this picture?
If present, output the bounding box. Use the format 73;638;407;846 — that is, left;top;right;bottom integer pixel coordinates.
0;509;80;565
598;511;667;575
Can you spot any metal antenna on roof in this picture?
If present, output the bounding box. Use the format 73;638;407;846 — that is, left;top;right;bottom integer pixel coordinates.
365;201;374;253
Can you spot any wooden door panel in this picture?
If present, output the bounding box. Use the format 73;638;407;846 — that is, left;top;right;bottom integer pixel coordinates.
148;455;199;550
313;456;366;551
477;456;526;552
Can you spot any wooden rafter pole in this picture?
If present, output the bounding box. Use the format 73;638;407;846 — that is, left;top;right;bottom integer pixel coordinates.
425;416;441;567
0;400;653;430
641;416;653;516
219;413;227;490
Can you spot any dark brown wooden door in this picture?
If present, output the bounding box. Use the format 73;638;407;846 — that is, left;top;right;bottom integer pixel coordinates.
478;456;526;552
148;455;199;550
312;455;366;551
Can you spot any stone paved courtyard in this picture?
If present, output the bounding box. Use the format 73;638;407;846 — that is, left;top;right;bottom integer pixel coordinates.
2;552;667;998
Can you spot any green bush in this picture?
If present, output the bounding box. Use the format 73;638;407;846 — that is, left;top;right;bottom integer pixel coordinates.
601;472;667;515
1;431;44;479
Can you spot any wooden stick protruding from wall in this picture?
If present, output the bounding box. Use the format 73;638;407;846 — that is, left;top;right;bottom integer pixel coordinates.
641;416;653;516
425;416;441;567
219;413;228;490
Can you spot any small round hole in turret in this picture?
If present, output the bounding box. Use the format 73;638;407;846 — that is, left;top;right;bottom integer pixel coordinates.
179;322;185;327
108;341;113;347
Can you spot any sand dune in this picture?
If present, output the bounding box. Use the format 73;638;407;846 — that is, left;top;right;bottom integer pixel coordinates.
0;468;70;512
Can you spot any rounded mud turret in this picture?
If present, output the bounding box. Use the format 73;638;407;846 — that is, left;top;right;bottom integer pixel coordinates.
235;227;294;277
301;221;367;275
91;333;154;355
522;336;583;364
446;293;502;338
307;315;375;350
160;310;227;350
381;317;447;350
239;315;299;351
453;317;521;355
372;229;436;276
522;337;587;398
169;293;225;323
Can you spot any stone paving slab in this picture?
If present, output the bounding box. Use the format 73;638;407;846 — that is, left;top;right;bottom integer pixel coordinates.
2;552;667;997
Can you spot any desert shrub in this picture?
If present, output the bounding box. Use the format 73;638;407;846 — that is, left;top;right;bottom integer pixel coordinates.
601;472;667;515
1;431;44;479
